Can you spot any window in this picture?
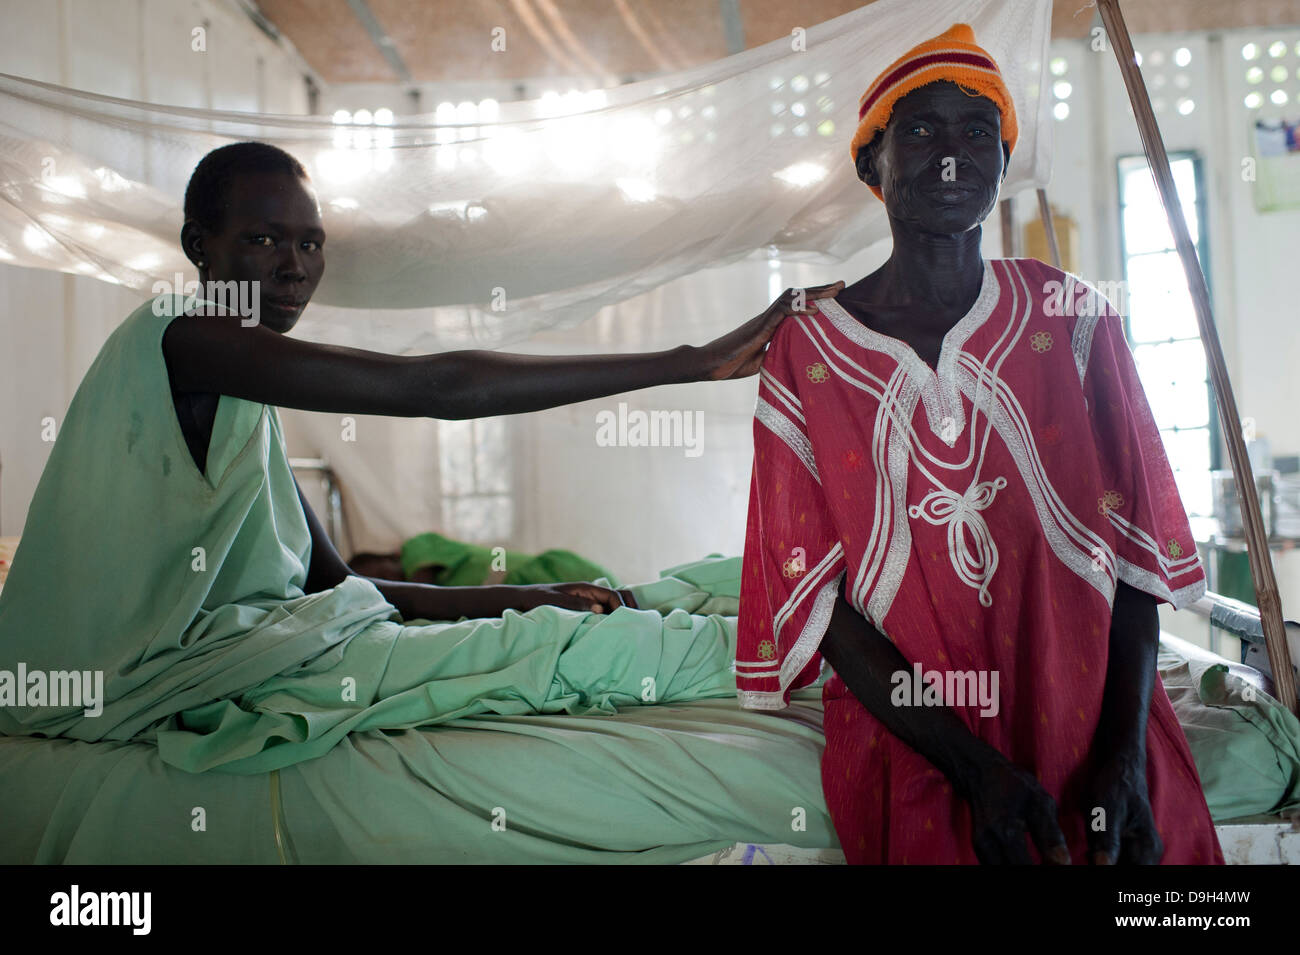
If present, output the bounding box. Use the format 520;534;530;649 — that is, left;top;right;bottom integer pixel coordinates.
437;417;514;542
1116;152;1218;517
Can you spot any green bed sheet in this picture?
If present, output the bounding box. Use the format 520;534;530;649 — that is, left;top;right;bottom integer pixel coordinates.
0;691;833;864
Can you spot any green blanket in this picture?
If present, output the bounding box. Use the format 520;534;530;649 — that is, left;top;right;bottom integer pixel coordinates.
154;557;748;775
400;532;618;586
1158;645;1300;819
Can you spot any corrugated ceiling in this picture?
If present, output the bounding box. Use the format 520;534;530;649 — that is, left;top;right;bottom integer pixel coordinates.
250;0;1300;84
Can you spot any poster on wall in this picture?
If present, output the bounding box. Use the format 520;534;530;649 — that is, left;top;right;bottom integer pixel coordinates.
1252;118;1300;212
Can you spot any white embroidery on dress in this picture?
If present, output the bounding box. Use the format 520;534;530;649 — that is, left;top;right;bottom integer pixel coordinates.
1049;269;1107;387
867;262;1015;613
956;356;1117;604
798;263;1020;619
779;573;846;688
802;312;976;475
737;688;789;709
789;318;913;619
908;477;1009;606
1115;556;1207;610
760;368;805;425
1072;311;1102;386
738;568;845;712
816;260;1000;447
1107;509;1203;574
949;262;1126;605
865;391;916;623
773;544;844;645
756;397;819;483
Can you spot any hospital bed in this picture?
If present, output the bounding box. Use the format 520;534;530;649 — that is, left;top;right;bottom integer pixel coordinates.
0;535;1296;864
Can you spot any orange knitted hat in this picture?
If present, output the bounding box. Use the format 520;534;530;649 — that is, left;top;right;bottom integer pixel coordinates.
850;23;1018;201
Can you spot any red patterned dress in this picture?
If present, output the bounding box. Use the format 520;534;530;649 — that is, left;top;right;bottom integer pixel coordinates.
736;256;1222;864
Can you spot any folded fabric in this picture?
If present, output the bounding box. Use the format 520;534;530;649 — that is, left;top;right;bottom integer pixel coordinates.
1158;645;1300;819
155;561;741;775
400;531;618;587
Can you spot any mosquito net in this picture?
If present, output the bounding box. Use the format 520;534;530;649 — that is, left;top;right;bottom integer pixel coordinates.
0;0;1053;353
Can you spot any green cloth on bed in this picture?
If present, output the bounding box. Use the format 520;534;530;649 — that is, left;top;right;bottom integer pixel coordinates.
0;691;836;864
400;532;618;587
1158;646;1300;820
155;565;741;774
0;295;742;779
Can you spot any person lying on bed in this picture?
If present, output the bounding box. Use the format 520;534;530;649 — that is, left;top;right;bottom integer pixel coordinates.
734;23;1222;865
0;140;840;763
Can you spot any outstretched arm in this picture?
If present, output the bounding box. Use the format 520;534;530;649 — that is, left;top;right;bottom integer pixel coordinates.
162;283;843;420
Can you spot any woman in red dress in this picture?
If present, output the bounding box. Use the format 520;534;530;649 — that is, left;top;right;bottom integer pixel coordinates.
735;23;1222;865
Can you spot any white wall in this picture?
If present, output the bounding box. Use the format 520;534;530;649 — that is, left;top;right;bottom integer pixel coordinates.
1210;28;1300;655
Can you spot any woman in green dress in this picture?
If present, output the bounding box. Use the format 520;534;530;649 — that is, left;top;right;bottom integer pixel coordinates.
0;141;840;774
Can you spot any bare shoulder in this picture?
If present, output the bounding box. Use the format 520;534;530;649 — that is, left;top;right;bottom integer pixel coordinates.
161;311;283;392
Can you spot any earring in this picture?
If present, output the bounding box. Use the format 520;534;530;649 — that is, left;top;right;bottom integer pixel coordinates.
196;260;206;267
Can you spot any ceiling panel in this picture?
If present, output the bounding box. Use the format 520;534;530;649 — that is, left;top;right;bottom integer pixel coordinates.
256;0;397;82
252;0;1300;85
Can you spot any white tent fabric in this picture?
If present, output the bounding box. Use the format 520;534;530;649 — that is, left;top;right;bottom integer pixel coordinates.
0;0;1053;354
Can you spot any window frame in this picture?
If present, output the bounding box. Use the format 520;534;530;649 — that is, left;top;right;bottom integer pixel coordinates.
1114;150;1222;517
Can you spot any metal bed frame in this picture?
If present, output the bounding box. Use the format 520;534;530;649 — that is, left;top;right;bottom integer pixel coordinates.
1185;591;1300;694
289;457;352;556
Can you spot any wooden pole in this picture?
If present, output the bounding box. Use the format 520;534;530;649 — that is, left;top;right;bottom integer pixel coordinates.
1036;188;1062;268
1098;0;1297;714
999;197;1016;257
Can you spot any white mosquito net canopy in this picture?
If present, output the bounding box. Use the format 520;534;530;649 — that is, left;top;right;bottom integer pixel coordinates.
0;0;1053;354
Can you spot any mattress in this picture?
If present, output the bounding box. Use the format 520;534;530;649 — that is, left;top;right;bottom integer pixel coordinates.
0;690;839;864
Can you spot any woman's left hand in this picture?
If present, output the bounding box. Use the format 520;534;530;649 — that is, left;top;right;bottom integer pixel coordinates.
696;281;845;381
518;582;639;615
1083;752;1163;864
474;582;639;616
